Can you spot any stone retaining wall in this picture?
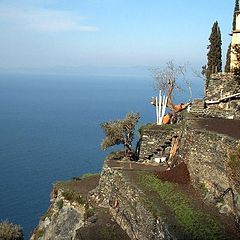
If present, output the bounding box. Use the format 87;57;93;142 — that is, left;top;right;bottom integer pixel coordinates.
138;121;240;219
91;163;174;240
181;126;240;216
138;125;182;164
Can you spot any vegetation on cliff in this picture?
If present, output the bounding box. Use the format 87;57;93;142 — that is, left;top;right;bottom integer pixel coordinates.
232;0;239;31
138;173;229;240
100;112;140;157
225;43;231;73
0;220;24;240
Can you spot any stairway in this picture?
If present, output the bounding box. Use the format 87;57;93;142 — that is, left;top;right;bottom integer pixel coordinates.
190;99;205;116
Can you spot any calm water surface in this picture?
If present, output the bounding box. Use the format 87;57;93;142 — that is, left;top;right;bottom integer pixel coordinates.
0;73;203;237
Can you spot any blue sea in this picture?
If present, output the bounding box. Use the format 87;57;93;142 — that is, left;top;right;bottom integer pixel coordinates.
0;73;203;238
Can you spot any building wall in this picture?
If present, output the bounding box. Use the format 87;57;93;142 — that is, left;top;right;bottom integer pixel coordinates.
204;73;240;119
231;13;240;70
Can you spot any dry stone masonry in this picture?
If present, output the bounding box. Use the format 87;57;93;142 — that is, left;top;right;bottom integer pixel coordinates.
138;125;182;165
91;162;174;240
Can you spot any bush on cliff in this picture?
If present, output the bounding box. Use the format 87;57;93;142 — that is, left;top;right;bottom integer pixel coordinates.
0;220;24;240
100;112;140;157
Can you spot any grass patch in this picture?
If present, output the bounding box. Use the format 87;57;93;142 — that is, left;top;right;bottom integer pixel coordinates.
98;227;120;240
138;123;154;135
228;149;240;169
138;173;227;240
62;190;84;204
34;228;45;239
81;173;99;179
138;122;181;136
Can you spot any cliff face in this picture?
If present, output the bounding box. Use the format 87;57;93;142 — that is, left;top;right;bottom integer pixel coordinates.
30;189;86;240
31;174;131;240
32;116;240;240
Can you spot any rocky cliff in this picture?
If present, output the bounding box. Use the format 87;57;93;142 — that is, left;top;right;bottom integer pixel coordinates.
31;115;240;240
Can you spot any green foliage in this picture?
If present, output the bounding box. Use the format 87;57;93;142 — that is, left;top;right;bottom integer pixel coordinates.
0;220;23;240
139;174;226;240
62;190;84;204
56;199;64;210
225;43;231;73
207;21;222;78
81;173;99;179
100;112;140;152
228;146;240;169
34;228;45;239
85;207;95;218
232;0;239;31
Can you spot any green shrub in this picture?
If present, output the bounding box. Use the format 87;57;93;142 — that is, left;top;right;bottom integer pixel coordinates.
56;199;64;209
62;190;84;204
62;190;74;201
0;220;23;240
86;207;95;218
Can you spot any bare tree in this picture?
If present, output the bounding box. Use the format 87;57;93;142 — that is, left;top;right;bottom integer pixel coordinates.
150;61;191;114
100;112;140;156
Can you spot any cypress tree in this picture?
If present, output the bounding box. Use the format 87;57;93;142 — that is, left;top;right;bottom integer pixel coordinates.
207;21;222;78
232;0;239;31
225;43;231;73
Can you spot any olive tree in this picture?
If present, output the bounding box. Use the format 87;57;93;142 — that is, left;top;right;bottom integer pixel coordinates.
100;112;140;155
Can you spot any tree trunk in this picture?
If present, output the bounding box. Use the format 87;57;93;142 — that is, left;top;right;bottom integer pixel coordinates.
166;82;177;112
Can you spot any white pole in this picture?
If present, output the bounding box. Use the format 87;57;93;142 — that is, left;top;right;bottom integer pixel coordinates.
158;90;162;125
159;95;164;125
155;96;159;125
162;95;168;124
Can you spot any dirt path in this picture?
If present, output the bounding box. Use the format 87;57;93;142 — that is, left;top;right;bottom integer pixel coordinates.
192;118;240;139
107;159;166;172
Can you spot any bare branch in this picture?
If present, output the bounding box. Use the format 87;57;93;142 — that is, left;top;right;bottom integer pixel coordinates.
150;61;192;112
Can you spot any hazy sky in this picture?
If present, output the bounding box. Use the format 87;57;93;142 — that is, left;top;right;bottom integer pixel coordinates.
0;0;236;71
